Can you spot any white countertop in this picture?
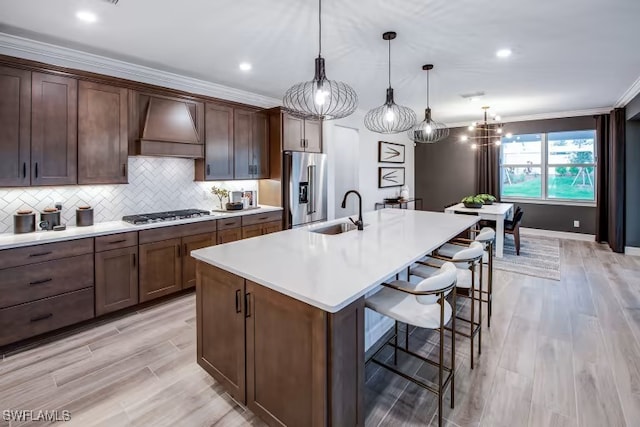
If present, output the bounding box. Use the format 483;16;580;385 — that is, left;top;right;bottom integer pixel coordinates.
0;206;282;250
191;209;479;313
445;202;513;216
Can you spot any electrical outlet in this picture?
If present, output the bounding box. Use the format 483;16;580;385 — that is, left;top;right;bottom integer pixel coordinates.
573;220;580;228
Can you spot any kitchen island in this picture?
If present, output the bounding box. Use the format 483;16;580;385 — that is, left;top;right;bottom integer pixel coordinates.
191;209;478;427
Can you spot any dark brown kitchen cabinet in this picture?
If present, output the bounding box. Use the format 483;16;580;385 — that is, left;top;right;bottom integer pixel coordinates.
78;81;128;185
95;246;138;316
197;265;246;403
282;113;322;153
139;238;182;302
218;227;242;244
0;66;31;187
262;220;283;235
241;224;262;239
252;112;270;178
233;109;253;179
31;72;78;186
182;232;216;289
196;103;234;180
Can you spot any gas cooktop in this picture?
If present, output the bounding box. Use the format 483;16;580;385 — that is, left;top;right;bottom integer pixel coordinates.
122;209;210;225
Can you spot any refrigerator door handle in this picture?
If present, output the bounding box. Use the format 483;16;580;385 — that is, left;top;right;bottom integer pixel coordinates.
308;164;316;214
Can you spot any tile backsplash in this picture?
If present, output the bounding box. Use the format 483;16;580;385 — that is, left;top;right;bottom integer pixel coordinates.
0;157;258;234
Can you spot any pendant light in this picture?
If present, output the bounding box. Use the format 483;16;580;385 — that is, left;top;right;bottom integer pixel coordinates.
364;31;416;134
282;0;358;121
407;64;449;143
460;106;506;149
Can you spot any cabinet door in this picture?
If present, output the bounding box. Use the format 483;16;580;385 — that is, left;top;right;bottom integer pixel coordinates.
252;112;269;178
78;81;128;184
261;220;283;235
197;264;245;403
202;103;234;180
0;66;31;187
241;224;262;239
31;72;77;186
139;238;182;302
245;281;327;426
304;119;322;153
218;228;242;244
182;232;216;289
282;114;304;151
95;246;138;316
233;109;252;179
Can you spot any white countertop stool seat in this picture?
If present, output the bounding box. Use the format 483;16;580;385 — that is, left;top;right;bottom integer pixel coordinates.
410;242;484;369
365;263;458;427
436;227;496;328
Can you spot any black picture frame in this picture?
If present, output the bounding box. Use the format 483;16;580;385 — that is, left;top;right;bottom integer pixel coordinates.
378;141;405;163
378;167;405;188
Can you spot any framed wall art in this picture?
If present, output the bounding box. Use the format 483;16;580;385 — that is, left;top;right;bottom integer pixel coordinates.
378;167;405;188
378;141;405;163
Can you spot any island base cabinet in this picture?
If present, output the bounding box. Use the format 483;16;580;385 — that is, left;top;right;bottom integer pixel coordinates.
196;265;245;403
196;263;364;427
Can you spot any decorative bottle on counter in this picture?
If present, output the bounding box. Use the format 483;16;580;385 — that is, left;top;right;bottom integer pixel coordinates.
400;185;410;200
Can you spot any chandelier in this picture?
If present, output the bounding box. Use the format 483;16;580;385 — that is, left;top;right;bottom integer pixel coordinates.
364;31;416;134
407;64;449;143
460;106;510;149
282;0;358;120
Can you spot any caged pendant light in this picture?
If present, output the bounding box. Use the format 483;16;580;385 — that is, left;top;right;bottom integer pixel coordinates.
364;31;416;134
282;0;358;121
407;64;449;143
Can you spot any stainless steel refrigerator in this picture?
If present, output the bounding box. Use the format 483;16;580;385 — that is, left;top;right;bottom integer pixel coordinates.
283;151;328;228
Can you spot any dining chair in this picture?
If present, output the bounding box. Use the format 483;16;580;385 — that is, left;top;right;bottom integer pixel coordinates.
409;242;484;369
365;262;458;427
505;209;524;255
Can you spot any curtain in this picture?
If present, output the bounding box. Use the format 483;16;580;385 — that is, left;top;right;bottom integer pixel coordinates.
596;109;626;253
476;126;500;198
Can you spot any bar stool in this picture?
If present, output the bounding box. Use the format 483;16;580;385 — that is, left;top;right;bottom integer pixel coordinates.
436;227;495;328
365;263;458;427
410;242;484;369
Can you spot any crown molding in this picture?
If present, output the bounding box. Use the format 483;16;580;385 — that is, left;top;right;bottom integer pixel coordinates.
0;32;282;108
615;74;640;108
445;107;611;128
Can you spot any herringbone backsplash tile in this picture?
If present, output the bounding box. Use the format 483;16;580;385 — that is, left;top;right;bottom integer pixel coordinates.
0;157;258;234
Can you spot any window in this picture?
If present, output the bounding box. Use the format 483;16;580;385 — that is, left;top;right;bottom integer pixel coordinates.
500;130;596;203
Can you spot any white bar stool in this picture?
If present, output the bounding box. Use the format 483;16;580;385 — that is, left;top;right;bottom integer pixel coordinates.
365;262;458;427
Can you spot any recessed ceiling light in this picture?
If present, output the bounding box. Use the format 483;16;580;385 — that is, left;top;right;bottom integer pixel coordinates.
76;11;98;23
239;62;252;72
496;48;512;58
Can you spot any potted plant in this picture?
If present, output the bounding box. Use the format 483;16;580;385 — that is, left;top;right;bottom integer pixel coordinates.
461;195;484;208
477;193;497;205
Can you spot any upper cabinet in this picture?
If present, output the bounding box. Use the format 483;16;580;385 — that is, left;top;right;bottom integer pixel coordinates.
282;113;322;153
31;72;78;186
196;104;270;181
78;81;128;185
129;91;204;158
0;66;31;187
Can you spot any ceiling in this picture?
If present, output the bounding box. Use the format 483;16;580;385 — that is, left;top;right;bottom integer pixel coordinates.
1;0;639;124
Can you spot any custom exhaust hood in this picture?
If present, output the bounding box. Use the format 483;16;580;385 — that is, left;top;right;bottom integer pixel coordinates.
129;91;205;158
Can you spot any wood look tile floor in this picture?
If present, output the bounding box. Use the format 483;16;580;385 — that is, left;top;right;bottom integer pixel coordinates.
1;239;639;426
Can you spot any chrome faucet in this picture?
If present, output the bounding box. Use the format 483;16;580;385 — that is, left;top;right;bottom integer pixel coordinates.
341;190;364;230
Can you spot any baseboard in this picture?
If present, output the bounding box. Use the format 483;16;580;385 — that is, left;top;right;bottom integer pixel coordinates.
626;246;640;256
520;227;595;242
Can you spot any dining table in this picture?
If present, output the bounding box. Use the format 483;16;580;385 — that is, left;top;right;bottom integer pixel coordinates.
444;202;514;258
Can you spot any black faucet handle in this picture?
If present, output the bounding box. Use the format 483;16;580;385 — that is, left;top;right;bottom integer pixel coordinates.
348;217;357;226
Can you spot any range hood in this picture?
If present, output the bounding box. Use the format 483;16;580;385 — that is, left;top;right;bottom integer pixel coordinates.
130;92;205;158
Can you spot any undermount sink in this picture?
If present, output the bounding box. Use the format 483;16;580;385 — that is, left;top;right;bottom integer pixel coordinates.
310;222;365;235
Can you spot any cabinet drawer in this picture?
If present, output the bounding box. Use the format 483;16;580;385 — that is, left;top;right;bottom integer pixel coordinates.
0;254;94;309
241;211;282;227
0;238;94;270
0;288;94;347
95;232;138;252
139;220;217;244
217;217;242;231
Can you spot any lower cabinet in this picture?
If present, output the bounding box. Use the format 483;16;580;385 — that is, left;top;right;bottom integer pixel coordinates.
218;227;242;244
197;263;365;426
241;221;283;239
95;246;138;316
182;232;216;289
139;238;182;302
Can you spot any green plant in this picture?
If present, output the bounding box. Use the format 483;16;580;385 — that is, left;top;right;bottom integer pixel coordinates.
476;193;496;202
461;195;484;204
555;166;567;176
211;186;229;207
